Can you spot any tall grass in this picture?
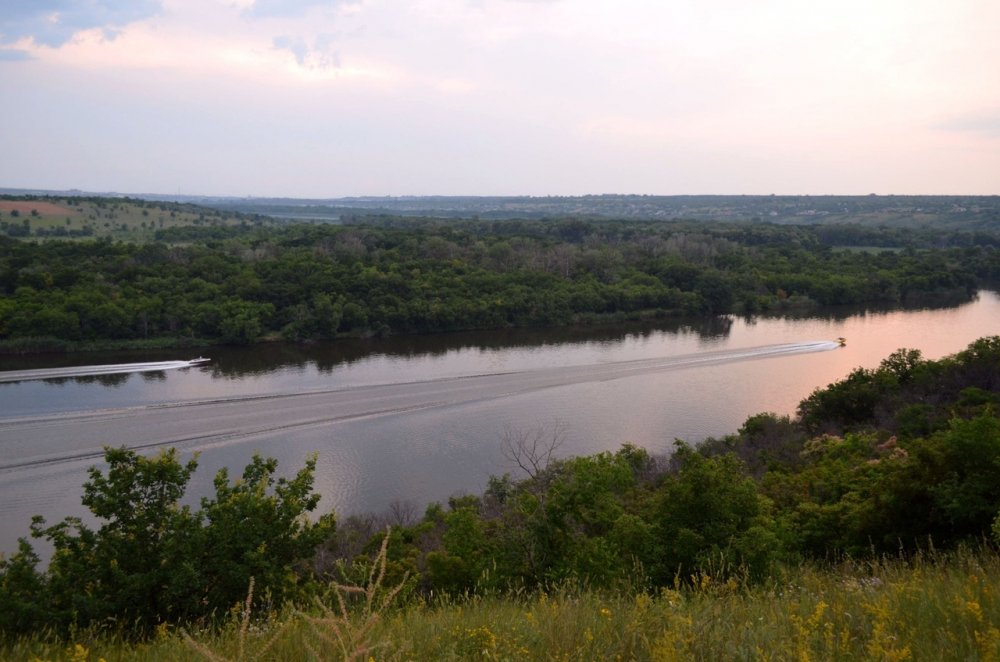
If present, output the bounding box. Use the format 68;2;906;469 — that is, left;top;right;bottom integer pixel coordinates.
379;546;1000;661
7;545;1000;661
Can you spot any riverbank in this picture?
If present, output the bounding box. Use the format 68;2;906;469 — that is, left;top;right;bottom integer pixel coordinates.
0;335;215;356
0;286;977;358
0;307;720;356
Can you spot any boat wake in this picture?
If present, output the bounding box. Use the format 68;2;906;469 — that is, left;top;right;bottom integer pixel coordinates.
0;341;838;474
651;340;842;369
535;339;842;383
0;359;209;384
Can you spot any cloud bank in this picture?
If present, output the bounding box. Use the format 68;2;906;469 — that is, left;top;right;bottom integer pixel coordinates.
0;0;161;47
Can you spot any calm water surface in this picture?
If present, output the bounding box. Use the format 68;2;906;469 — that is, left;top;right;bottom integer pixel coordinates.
1;291;999;556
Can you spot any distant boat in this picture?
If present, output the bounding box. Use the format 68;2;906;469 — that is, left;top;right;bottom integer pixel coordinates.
836;337;847;347
188;357;211;365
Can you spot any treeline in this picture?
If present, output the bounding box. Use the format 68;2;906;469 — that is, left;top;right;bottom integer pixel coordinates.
2;338;999;639
2;219;998;350
1;222;95;238
214;193;1000;227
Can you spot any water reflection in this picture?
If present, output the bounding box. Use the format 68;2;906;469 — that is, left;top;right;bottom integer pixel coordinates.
0;292;983;386
33;372;134;388
754;291;975;322
150;294;984;380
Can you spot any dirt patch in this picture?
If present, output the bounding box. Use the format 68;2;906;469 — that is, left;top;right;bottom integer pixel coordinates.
0;201;78;216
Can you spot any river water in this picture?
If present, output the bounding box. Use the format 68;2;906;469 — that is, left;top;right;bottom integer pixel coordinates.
1;291;999;556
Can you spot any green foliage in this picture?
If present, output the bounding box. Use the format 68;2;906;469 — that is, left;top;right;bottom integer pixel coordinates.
797;366;891;433
199;453;335;616
425;507;488;593
796;343;998;436
531;451;641;584
2;217;995;349
763;432;900;556
1;448;333;638
654;443;780;581
502;448;654;586
216;298;273;345
924;412;1000;538
764;405;1000;555
0;540;47;635
699;412;807;477
32;448;202;630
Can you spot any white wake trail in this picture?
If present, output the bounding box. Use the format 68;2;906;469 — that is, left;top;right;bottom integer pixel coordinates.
0;360;208;383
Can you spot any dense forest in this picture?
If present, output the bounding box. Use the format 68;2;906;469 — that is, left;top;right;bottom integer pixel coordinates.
2;215;999;352
2;336;1000;643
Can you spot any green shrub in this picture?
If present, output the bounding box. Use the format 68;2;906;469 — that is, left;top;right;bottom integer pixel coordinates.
2;448;334;638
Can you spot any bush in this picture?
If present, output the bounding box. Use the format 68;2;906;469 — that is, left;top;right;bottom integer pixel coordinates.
2;447;334;637
654;443;781;581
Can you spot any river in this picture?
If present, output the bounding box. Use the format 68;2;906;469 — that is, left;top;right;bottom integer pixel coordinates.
2;291;999;556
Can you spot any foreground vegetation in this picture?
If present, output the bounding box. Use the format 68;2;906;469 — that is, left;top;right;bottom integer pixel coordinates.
6;546;1000;661
3;338;1000;659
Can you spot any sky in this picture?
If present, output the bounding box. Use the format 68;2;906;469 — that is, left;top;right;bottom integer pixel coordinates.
0;0;998;197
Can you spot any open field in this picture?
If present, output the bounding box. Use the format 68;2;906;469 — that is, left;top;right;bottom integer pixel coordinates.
0;201;80;217
0;196;271;240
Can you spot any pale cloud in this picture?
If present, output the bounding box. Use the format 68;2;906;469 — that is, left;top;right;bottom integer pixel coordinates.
272;35;309;63
272;33;340;68
0;0;161;48
23;3;335;84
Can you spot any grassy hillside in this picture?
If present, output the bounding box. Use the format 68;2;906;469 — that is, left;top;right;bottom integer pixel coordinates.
5;545;1000;661
0;196;271;241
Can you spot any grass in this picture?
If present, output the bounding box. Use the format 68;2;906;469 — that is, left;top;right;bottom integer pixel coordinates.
0;197;271;242
7;545;1000;661
378;548;1000;661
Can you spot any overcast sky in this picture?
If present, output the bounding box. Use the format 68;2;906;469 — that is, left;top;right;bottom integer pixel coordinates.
1;0;998;197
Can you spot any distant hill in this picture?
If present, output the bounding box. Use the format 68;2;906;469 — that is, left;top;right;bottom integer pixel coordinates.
3;188;999;229
0;193;271;240
150;193;1000;230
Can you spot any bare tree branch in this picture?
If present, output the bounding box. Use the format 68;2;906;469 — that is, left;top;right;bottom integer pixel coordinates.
500;420;569;479
384;498;417;528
